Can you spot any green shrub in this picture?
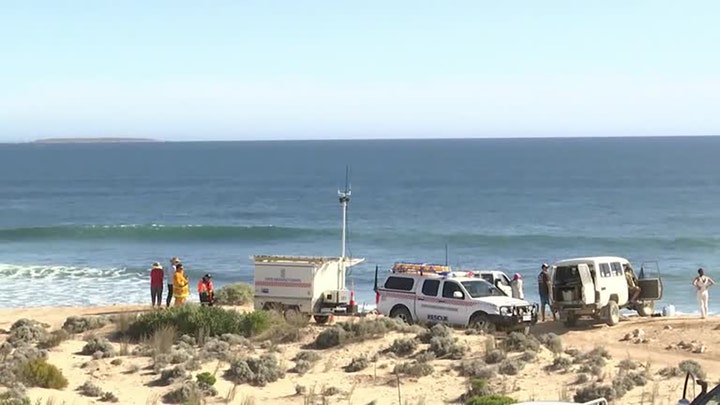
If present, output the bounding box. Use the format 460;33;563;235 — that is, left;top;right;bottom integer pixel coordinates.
345;356;369;372
196;371;216;386
37;329;71;349
125;305;271;341
679;359;705;379
429;335;466;359
17;359;68;389
503;332;540;353
214;283;254;306
394;361;434;377
62;316;108;334
465;395;516;405
388;338;418;357
225;354;285;386
78;380;103;397
81;337;116;358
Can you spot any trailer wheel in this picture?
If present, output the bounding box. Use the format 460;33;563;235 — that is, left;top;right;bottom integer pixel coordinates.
389;305;413;325
313;315;330;325
284;307;310;324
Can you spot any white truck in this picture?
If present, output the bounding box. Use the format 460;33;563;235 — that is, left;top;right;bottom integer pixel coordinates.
374;262;538;333
551;256;663;326
251;170;364;324
252;255;364;324
455;269;514;297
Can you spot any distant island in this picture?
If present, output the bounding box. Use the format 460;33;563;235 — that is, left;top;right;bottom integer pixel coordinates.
33;137;160;144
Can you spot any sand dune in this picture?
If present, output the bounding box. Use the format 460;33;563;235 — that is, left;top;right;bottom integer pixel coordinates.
0;305;715;405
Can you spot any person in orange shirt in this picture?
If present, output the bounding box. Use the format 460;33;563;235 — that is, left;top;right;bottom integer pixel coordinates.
173;263;190;306
198;274;215;306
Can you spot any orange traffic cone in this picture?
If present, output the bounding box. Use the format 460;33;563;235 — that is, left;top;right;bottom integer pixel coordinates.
349;289;357;314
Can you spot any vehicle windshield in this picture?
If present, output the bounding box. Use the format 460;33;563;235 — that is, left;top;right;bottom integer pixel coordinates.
461;280;504;298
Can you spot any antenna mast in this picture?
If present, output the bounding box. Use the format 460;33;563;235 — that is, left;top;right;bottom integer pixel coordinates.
338;165;351;259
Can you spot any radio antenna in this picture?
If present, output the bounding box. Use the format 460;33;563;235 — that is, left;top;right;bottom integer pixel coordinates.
338;165;351;259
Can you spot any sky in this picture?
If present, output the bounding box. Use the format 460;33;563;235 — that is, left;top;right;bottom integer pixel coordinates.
1;1;719;142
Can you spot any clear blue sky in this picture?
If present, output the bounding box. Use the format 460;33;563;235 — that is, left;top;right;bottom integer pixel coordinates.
1;1;719;141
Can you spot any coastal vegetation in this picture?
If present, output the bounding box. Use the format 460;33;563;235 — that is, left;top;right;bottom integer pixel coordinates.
0;305;712;404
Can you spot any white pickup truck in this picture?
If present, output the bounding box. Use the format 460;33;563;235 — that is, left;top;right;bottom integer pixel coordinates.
374;263;537;333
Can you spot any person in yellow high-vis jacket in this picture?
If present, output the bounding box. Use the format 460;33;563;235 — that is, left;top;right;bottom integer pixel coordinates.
173;263;190;306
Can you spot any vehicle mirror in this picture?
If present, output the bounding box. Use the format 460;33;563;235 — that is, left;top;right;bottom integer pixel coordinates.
452;291;463;299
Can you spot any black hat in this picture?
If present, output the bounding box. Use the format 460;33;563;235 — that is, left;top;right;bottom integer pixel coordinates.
203;273;212;279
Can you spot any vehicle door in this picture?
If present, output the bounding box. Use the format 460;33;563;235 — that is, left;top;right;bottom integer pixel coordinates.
415;279;445;323
578;264;596;305
596;262;619;306
494;272;512;297
432;280;468;325
637;261;663;301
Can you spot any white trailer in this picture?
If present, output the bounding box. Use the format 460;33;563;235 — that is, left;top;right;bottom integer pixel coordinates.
250;168;365;324
252;255;364;323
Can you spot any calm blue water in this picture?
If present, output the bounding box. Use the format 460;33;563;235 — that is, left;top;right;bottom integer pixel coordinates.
1;137;720;313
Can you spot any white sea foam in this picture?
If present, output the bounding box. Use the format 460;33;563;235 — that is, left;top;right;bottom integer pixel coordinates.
0;263;201;308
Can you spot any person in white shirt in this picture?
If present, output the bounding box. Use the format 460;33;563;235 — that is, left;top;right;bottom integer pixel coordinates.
693;268;715;319
511;273;524;300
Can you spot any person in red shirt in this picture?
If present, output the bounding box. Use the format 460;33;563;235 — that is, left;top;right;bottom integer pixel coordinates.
150;262;164;307
198;274;215;306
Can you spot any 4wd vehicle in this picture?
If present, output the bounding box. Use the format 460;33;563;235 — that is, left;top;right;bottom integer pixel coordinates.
374;262;538;333
551;256;663;327
455;269;514;297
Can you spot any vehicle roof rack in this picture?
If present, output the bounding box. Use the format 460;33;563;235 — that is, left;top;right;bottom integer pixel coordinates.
391;262;452;275
252;255;337;264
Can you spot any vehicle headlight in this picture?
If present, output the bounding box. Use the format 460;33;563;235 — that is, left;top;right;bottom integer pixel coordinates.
500;307;513;316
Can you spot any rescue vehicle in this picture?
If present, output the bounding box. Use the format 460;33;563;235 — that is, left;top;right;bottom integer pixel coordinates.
373;262;538;333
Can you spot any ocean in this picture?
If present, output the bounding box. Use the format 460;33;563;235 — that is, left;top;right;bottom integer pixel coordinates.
1;137;719;314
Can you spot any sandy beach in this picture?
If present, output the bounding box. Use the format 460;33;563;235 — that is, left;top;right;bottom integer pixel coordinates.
0;305;717;405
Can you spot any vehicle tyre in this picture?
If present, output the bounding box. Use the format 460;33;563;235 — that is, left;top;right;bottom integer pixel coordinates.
606;301;620;326
637;301;655;317
469;313;497;334
313;315;330;325
389;306;414;325
283;306;310;324
564;313;578;327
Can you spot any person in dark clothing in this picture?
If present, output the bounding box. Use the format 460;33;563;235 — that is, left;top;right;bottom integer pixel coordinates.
150;262;164;307
166;257;180;307
537;263;556;322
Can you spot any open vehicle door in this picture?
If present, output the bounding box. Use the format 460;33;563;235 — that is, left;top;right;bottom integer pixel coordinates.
638;261;663;301
682;371;720;405
578;264;595;305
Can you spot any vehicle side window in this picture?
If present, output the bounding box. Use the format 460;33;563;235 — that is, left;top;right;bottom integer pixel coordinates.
421;279;440;296
498;275;510;286
481;274;493;284
384;276;414;291
611;262;623;276
442;281;464;299
599;263;612;278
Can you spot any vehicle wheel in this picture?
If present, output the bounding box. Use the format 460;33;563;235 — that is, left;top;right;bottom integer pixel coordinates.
637;301;655;317
283;306;310;324
564;314;578;327
606;301;620;326
313;315;330;325
389;306;414;325
469;313;497;334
